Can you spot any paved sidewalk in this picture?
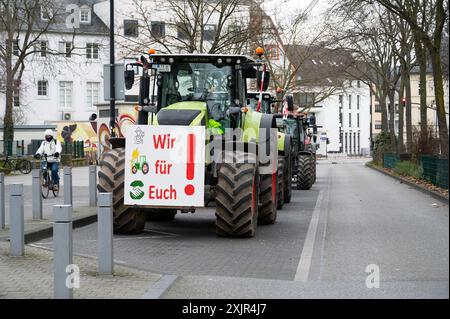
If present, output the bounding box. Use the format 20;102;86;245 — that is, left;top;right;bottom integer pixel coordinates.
0;241;161;299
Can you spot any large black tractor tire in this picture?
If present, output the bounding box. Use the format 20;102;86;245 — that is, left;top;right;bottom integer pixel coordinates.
297;154;315;190
276;156;285;210
146;209;177;222
258;167;278;225
313;156;317;184
215;152;259;238
284;154;293;203
97;148;145;234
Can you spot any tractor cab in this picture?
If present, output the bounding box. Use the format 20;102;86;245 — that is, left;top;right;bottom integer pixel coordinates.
125;53;265;132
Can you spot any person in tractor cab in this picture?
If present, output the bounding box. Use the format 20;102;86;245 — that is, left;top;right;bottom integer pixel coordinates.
34;129;62;191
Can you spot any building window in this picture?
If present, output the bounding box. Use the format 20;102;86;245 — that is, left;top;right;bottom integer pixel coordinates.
86;43;99;59
13;39;19;56
354;133;356;153
13;89;20;107
266;45;280;60
86;82;99;109
349;132;352;154
345;132;348;153
59;81;73;108
177;22;190;40
124;20;139;37
40;41;48;57
357;113;360;128
339;132;343;153
375;122;382;130
80;8;91;24
203;24;216;42
38;80;48;96
357;132;360;154
151;21;165;38
339;95;343;107
375;104;381;112
349;113;352;127
59;41;73;57
357;80;361;88
357;95;360;110
348;95;352;109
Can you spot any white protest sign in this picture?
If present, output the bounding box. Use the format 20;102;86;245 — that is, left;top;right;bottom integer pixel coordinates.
124;125;205;207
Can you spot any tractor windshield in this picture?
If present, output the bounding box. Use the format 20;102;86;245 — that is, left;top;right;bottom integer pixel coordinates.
159;63;233;110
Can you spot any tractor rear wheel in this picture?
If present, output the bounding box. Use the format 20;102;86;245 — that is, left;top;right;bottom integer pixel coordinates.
277;156;285;210
297;154;315;190
284;154;292;203
97;147;145;234
215;152;259;237
146;209;177;222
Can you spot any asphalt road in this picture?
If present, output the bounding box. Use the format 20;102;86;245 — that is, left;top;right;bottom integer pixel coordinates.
32;159;449;298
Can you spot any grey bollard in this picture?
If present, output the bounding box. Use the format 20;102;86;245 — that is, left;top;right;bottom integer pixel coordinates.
89;165;97;207
53;205;73;299
10;184;24;256
63;167;72;205
0;173;4;229
32;169;43;220
98;193;113;275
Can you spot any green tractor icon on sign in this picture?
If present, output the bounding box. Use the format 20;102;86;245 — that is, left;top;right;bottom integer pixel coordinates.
131;154;149;175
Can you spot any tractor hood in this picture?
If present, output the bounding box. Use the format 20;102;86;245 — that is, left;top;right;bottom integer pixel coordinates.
153;101;207;126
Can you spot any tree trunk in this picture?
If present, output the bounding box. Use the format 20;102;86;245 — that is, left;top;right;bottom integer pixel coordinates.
388;89;397;152
414;38;428;148
380;91;388;132
429;48;449;157
404;67;412;153
398;75;405;153
3;39;14;155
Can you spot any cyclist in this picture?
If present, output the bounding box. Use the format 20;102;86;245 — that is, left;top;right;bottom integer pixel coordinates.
34;129;62;191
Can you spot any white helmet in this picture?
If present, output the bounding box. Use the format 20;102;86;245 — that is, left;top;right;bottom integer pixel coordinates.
44;129;54;138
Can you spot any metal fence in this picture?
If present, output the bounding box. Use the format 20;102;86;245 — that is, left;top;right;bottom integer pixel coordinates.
383;152;449;189
421;155;449;189
62;141;85;159
383;153;400;169
1;140;85;159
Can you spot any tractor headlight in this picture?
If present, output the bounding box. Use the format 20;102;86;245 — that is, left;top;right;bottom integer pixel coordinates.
169;57;174;63
217;58;223;64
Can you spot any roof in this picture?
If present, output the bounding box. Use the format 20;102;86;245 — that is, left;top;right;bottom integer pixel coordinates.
34;0;109;36
284;45;357;87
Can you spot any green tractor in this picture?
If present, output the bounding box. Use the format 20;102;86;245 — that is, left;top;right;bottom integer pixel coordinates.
247;91;293;206
97;52;281;237
274;97;317;190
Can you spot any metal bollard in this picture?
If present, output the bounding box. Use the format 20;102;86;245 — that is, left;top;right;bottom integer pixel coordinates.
98;193;114;275
0;173;4;229
53;205;73;299
32;169;43;220
89;165;97;207
10;184;24;256
63;167;72;205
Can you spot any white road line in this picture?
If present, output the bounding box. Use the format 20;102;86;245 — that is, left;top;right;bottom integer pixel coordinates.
294;190;323;282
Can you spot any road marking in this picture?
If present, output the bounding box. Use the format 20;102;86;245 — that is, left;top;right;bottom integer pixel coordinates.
141;274;179;299
294;190;323;282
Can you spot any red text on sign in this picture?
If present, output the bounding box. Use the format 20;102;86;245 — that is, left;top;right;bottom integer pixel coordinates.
149;185;177;200
153;134;176;149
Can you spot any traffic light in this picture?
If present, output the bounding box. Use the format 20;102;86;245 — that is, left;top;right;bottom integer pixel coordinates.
402;98;406;107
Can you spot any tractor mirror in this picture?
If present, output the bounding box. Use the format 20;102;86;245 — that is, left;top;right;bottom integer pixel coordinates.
257;71;270;91
309;114;316;126
313;124;318;135
138;74;150;106
124;69;135;90
286;95;294;111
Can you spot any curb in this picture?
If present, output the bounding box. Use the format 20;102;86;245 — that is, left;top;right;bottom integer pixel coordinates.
366;163;449;205
0;210;97;244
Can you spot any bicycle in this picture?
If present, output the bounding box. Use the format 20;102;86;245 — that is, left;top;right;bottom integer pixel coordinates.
38;154;60;198
0;154;32;175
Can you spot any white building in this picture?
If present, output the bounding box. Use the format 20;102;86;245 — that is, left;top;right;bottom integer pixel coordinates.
0;0;109;126
283;45;372;156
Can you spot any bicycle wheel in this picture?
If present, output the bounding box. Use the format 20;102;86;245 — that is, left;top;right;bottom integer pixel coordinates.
0;160;13;175
41;172;49;198
19;159;32;174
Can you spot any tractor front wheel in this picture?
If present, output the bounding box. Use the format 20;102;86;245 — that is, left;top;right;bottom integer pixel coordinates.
215;152;259;238
97;148;145;234
277;156;285;210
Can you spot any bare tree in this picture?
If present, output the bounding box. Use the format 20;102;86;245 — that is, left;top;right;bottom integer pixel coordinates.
0;0;75;151
372;0;449;157
119;0;254;56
